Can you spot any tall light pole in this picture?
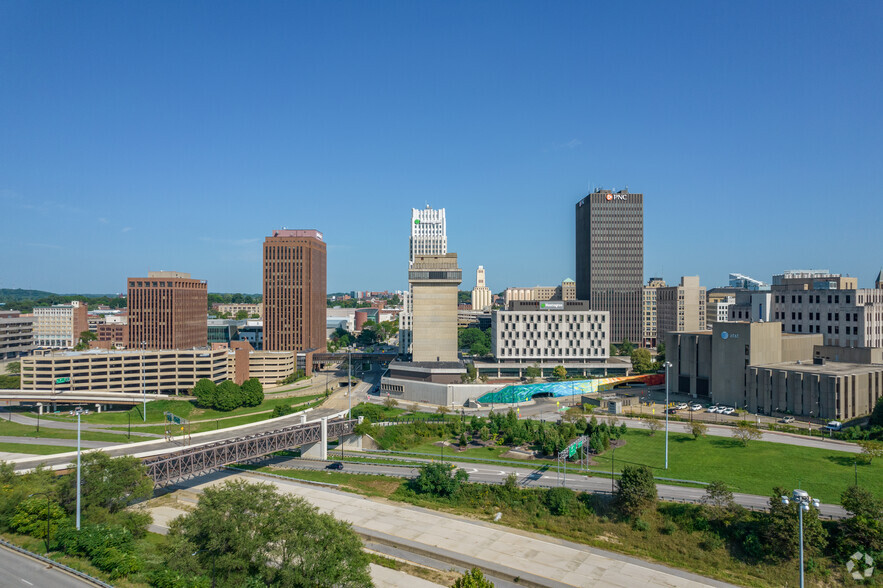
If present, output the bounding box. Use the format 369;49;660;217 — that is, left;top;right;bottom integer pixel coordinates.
141;341;147;421
663;361;672;470
780;489;820;588
75;408;81;530
347;350;352;419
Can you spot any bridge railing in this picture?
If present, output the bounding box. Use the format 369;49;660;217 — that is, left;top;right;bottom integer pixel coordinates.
144;418;357;488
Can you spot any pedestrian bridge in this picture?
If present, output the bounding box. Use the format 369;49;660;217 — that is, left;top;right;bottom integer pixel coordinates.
142;416;358;488
0;389;160;408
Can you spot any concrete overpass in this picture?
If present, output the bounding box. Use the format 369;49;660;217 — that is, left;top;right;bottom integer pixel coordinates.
0;389;161;411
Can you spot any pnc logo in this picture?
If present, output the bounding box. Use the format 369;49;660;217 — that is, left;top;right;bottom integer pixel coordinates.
605;194;613;201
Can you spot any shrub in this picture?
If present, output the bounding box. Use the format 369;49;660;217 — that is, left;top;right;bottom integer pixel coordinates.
661;520;677;535
545;487;575;516
192;379;217;408
616;465;657;518
410;463;469;497
633;517;650;532
241;378;264;407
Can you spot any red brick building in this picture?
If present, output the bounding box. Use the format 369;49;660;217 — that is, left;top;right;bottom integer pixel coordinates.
263;229;326;352
127;271;207;350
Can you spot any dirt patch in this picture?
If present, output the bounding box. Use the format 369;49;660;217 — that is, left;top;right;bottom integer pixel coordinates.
595;533;621;544
342;479;401;498
500;449;533;459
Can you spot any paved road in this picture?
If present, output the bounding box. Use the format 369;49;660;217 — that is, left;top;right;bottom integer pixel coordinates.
268;456;849;519
0;544;95;588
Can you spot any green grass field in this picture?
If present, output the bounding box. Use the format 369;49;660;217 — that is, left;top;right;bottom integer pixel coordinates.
0;441;76;455
591;429;880;504
0;419;136;444
39;392;323;426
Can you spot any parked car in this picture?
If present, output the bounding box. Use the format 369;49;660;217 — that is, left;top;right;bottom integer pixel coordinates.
676;402;689;410
780;416;795;424
706;406;719;413
822;420;843;432
690;404;703;411
666;408;679;414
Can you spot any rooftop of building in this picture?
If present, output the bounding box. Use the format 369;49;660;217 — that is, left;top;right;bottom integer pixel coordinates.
754;359;883;375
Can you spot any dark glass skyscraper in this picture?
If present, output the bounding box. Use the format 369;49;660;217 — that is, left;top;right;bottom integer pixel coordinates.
575;189;644;344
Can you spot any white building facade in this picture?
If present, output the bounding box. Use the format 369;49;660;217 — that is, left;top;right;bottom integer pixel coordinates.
471;266;492;311
492;301;610;362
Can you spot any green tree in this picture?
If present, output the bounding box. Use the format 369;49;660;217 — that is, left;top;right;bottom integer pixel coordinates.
838;485;883;555
265;493;372;587
10;497;66;539
235;310;248;320
453;567;495;588
459;432;468;448
383;396;399;410
858;440;883;463
74;330;98;351
616;465;657;517
702;480;735;520
524;365;541;383
762;486;828;560
656;341;666;363
609;344;619;356
630;348;653;373
690;421;708;439
734;421;762;446
410;463;469;497
870;396;883;428
545;487;576;516
215;380;243;411
241;378;264;407
552;365;568;381
646;417;662;436
618;339;634;356
192;379;217;408
5;361;21;374
63;453;153;515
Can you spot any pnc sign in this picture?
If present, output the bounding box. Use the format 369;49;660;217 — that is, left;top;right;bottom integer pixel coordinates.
605;193;627;201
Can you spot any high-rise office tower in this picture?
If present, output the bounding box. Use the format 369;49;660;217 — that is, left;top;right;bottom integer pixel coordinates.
575;188;644;343
409;205;447;266
400;205;448;353
471;265;492;311
128;272;207;349
263;229;326;352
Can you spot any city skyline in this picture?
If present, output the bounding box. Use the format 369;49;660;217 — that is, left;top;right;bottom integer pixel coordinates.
3;2;882;294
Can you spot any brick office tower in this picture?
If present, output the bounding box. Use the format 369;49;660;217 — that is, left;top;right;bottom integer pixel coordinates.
263;229;326;352
128;271;208;349
575;188;644;344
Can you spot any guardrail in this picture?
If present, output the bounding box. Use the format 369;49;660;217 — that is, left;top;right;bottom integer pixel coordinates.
0;537;114;587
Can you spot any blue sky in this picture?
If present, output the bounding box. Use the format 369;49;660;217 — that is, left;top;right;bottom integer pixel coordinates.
2;1;881;295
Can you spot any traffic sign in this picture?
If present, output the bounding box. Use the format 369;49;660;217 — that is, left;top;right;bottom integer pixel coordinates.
55;377;70;384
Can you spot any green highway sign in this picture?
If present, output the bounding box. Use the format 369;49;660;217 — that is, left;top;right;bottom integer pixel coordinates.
55;377;70;384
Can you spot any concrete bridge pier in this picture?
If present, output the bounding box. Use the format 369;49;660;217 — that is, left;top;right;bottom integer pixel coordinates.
301;416;329;460
338;433;362;451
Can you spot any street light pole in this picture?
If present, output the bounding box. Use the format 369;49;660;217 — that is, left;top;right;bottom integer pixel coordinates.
142;341;147;421
347;350;352;419
76;409;81;530
781;489;820;588
611;446;616;494
664;361;672;470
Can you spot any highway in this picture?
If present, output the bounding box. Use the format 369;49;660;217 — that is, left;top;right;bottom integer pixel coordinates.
0;543;96;588
264;456;849;519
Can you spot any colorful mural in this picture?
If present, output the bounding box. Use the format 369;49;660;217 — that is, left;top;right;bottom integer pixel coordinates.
476;373;665;404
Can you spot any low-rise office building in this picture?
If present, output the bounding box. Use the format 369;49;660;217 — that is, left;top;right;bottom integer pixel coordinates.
212;303;263;318
656;276;706;343
32;301;88;349
665;321;881;419
503;279;577;306
492;300;610;365
641;277;666;348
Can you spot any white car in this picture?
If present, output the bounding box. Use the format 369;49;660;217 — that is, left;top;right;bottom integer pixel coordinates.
676;403;689;410
780;416;795;424
706;406;719;413
690;404;703;411
721;407;735;415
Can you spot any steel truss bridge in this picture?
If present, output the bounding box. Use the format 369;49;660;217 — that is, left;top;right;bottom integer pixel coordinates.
143;418;357;488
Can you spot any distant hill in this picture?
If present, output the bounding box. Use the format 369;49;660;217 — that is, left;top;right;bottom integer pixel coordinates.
0;288;56;301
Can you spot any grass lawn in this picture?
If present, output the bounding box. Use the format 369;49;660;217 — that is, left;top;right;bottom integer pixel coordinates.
592;429;882;504
40;393;324;425
0;419;136;444
0;441;76;455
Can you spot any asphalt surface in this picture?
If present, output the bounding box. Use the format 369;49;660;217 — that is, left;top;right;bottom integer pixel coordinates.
268;456;849;519
0;436;118;448
0;544;95;588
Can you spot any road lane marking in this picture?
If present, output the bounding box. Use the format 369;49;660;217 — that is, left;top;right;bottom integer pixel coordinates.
21;579;34;586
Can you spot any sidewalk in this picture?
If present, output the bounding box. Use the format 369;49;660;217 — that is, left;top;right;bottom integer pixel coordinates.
171;472;737;588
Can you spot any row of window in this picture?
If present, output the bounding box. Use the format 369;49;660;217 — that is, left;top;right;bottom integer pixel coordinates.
775;293;852;305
